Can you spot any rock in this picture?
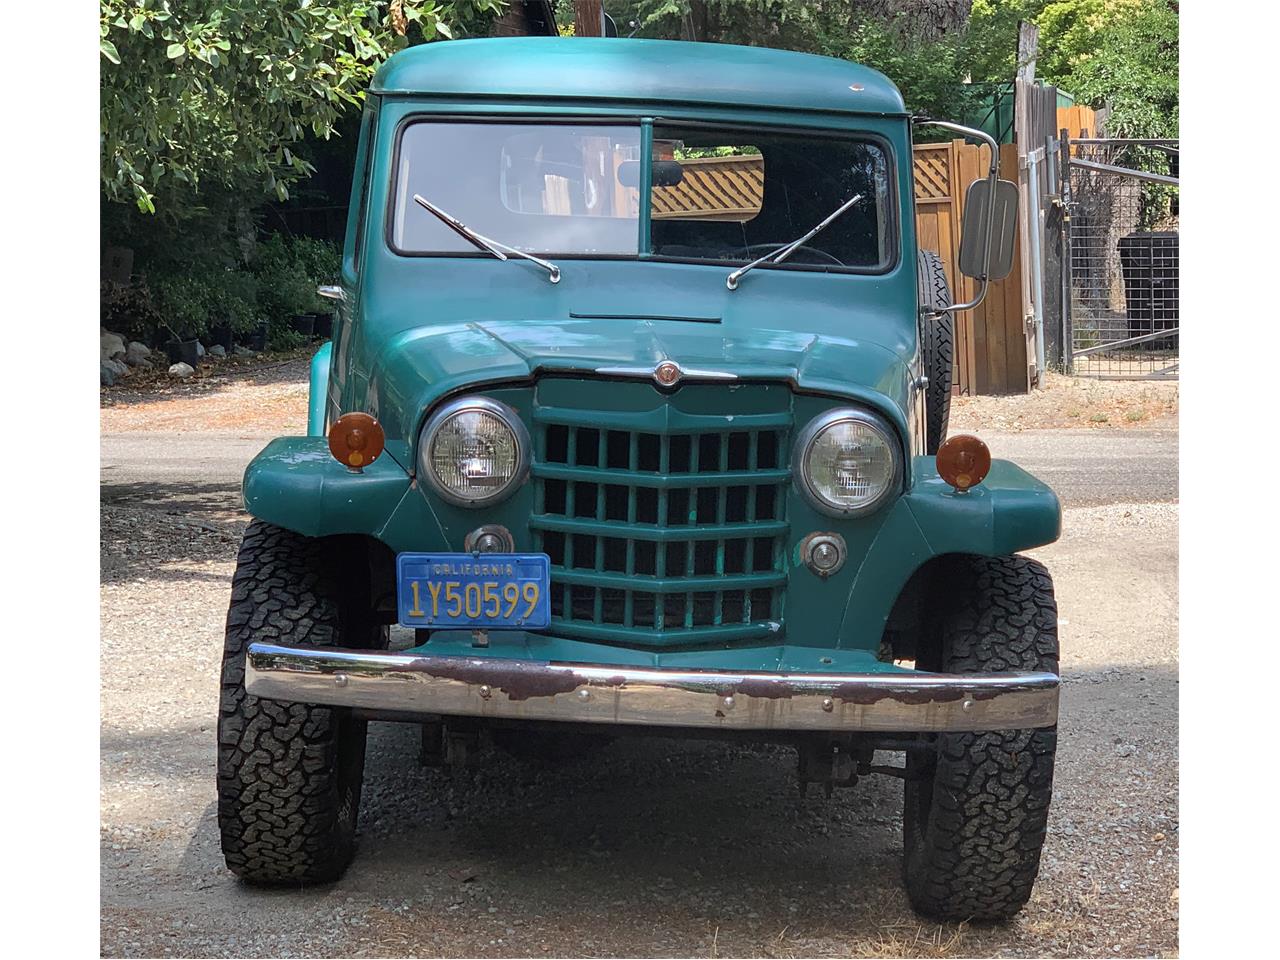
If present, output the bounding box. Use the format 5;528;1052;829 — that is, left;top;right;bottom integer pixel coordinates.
106;358;131;378
233;345;255;357
195;341;206;358
101;330;127;361
100;361;118;386
133;357;153;372
168;362;195;380
208;344;227;358
124;341;151;366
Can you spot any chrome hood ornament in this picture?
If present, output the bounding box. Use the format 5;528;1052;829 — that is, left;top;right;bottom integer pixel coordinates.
653;360;682;387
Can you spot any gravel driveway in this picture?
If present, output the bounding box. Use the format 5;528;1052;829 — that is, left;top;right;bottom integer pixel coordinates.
101;365;1178;958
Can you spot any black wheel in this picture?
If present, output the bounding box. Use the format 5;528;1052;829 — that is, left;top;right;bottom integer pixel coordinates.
917;250;955;454
217;521;384;885
902;555;1059;922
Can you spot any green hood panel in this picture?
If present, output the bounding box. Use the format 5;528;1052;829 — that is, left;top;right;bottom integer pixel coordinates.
370;317;916;447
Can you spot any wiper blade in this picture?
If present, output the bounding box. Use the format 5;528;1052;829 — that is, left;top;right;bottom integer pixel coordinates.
726;193;864;291
412;194;561;283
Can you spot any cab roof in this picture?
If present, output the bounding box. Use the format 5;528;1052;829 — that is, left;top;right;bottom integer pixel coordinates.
370;37;907;118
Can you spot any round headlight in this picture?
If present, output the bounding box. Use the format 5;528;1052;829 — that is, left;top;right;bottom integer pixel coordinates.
794;408;900;517
419;397;531;507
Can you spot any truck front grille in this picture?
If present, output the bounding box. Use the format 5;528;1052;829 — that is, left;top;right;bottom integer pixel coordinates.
529;380;791;646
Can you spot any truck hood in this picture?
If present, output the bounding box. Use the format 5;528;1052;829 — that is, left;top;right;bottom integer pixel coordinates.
370;318;916;446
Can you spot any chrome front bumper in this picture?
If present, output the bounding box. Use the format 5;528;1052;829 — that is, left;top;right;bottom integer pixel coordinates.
245;643;1059;733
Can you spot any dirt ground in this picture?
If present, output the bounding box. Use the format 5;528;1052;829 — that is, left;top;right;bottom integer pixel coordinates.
100;361;1178;958
951;372;1179;433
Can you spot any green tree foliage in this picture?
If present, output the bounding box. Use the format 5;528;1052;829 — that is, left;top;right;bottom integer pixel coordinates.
100;1;505;214
1065;0;1177;137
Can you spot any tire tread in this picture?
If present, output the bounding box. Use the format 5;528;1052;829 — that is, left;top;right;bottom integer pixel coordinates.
217;520;366;885
903;555;1058;922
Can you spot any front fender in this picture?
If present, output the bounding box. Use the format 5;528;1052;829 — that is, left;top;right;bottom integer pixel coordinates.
307;341;333;437
835;457;1061;649
242;437;444;547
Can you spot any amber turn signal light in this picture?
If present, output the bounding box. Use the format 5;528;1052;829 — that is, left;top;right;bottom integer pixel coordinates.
329;413;385;470
936;434;991;493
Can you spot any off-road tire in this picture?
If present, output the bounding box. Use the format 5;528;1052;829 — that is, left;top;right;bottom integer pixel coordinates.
217;521;382;885
918;250;954;454
902;555;1058;922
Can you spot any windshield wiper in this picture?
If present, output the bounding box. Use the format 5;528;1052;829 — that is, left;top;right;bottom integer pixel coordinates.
725;193;865;291
412;194;561;284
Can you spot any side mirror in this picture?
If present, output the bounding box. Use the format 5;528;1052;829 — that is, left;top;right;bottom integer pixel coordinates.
958;178;1019;281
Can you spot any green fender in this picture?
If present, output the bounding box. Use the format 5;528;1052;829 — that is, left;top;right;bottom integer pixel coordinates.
834;457;1061;649
242;437;446;547
307;341;333;437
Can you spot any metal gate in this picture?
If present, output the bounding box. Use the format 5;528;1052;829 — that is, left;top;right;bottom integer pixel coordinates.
1066;139;1179;379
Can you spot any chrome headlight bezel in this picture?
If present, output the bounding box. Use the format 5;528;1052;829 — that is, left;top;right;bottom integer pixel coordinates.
418;396;531;508
792;407;902;518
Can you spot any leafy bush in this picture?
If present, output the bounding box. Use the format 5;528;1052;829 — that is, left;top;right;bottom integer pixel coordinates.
252;233;342;342
267;327;309;352
289;237;342;293
100;278;163;343
205;268;261;334
150;273;212;341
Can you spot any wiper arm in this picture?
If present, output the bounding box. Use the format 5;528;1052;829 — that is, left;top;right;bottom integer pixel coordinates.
726;193;864;291
412;194;561;284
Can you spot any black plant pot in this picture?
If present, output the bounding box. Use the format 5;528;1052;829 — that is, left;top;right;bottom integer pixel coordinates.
247;323;268;352
210;323;234;351
313;312;334;339
164;339;200;368
290;314;316;337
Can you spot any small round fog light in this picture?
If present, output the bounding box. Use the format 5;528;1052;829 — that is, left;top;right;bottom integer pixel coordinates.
936;435;992;493
329;412;385;471
801;532;847;578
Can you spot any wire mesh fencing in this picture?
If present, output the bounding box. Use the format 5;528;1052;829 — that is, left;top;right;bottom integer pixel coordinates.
1067;141;1179;379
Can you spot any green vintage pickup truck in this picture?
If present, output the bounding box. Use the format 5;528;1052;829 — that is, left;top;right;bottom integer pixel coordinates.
218;37;1059;921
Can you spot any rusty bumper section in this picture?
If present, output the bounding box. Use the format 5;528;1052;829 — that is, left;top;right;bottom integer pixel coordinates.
244;643;1059;732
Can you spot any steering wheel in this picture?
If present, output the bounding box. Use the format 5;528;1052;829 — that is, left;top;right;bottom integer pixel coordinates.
742;243;845;267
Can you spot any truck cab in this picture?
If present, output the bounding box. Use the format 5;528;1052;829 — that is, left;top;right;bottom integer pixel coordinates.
218;37;1060;922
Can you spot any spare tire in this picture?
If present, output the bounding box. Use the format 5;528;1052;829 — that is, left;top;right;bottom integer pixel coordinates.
917;251;954;454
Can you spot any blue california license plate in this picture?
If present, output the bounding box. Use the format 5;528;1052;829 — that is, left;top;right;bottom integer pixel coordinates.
396;553;551;630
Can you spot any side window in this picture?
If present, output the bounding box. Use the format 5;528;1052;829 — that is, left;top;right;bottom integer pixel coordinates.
345;103;378;278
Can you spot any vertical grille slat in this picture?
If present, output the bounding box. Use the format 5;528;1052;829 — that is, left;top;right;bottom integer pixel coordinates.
531;383;791;644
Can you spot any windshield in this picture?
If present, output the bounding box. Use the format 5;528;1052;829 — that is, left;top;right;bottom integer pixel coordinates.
390;120;894;272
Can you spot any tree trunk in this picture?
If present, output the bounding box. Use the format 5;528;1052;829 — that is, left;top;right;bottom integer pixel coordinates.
856;1;974;42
